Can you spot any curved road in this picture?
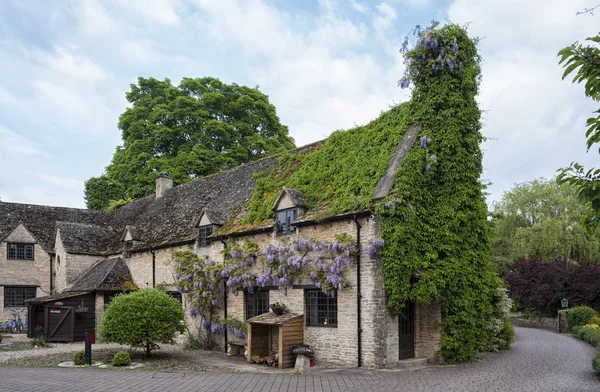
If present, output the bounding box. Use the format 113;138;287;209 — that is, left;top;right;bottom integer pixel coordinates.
0;327;597;391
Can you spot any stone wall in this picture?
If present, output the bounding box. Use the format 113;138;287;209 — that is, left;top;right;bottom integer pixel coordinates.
510;316;558;332
54;231;103;291
0;223;51;320
100;214;443;368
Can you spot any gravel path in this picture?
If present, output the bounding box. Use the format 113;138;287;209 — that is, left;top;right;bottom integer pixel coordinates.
0;335;124;362
0;327;597;391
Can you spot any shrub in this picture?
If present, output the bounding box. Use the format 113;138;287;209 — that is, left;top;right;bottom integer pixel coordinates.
99;289;185;357
504;257;600;316
486;287;514;351
112;351;132;367
29;337;49;348
590;317;600;327
568;306;598;330
593;352;600;373
73;350;86;366
497;321;515;350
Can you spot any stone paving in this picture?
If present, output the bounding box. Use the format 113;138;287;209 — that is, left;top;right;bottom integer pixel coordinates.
0;327;598;392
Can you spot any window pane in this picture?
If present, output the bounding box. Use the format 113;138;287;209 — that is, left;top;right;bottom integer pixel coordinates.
198;226;213;247
305;290;337;327
245;290;269;319
4;287;37;307
7;243;34;260
276;209;297;236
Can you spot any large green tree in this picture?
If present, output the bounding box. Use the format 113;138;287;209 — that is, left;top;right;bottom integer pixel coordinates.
557;33;600;227
85;77;295;210
491;178;600;274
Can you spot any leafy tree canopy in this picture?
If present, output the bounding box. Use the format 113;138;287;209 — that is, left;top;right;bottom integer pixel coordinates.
491;178;600;274
557;33;600;227
85;77;295;210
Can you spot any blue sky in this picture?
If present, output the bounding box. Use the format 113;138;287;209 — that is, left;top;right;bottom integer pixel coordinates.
0;0;597;208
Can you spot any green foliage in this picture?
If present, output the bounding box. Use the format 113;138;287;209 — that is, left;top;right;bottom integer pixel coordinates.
237;23;498;363
73;350;86;366
572;324;600;349
378;23;498;362
242;105;410;225
590;316;600;326
85;76;295;210
593;352;600;373
486;288;514;351
99;289;185;357
497;321;515;351
568;306;598;329
184;339;204;351
557;33;600;227
29;337;48;348
84;175;126;211
112;351;132;367
490;178;600;274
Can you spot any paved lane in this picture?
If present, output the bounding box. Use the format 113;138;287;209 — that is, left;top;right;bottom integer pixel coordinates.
0;327;597;391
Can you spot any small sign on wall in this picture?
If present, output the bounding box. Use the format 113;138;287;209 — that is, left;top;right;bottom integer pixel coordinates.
54;302;64;306
50;310;61;314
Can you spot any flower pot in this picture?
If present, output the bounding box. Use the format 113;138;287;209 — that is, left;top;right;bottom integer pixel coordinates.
272;308;284;316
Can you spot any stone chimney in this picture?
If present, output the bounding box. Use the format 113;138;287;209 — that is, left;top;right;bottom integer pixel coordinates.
155;172;173;199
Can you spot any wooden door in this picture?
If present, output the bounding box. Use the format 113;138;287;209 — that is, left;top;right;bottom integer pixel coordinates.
398;302;415;360
44;306;74;342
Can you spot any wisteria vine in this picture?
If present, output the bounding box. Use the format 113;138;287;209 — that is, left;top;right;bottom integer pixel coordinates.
172;233;364;342
398;22;462;90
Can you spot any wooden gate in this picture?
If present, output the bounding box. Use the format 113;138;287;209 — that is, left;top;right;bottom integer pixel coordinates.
44;306;74;342
398;302;415;360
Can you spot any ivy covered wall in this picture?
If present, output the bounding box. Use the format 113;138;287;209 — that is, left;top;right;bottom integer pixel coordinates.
210;23;499;362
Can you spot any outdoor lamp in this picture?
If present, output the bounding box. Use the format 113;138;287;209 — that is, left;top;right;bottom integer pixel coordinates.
561;298;569;308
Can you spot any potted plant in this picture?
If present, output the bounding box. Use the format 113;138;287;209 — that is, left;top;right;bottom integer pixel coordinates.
74;301;89;317
270;302;286;316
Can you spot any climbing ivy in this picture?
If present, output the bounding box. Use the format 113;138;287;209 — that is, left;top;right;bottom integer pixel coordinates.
225;22;499;362
379;22;498;362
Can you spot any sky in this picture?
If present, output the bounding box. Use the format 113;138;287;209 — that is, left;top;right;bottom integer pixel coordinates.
0;0;598;209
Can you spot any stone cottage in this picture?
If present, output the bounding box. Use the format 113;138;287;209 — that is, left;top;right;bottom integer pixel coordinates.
0;120;442;368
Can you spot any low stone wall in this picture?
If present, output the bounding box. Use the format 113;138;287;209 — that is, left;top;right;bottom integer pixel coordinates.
510;316;558;332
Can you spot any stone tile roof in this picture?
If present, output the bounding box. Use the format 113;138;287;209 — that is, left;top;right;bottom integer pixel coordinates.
0;202;111;252
66;257;136;292
56;221;118;255
109;155;280;252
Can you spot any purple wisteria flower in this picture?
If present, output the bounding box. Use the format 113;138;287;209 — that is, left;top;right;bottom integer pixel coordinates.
367;238;385;258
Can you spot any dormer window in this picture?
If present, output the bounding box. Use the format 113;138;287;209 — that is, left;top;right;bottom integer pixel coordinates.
272;188;306;237
198;226;213;247
276;208;297;236
123;240;133;258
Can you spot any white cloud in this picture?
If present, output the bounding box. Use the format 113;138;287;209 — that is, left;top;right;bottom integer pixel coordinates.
0;127;48;158
350;0;368;14
80;0;114;36
37;174;83;190
116;0;180;26
449;0;599;203
374;3;397;40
